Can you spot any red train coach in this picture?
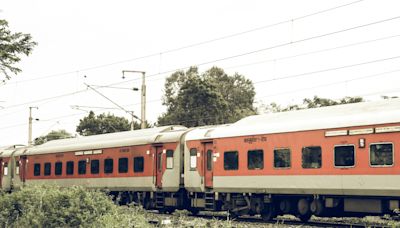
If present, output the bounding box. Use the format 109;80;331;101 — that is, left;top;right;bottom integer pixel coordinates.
22;126;187;211
184;99;400;221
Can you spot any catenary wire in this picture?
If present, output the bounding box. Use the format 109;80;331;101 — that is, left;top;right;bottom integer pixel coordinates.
2;67;400;131
2;0;365;86
1;15;399;113
111;15;400;85
255;68;400;99
143;33;400;84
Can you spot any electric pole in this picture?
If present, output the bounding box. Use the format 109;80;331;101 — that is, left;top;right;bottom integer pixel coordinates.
122;70;146;129
28;107;39;146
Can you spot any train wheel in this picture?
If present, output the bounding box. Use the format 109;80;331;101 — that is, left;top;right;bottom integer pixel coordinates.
261;203;275;221
297;198;311;222
278;199;292;214
310;199;324;216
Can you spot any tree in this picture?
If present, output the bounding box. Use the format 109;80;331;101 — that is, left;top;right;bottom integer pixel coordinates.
0;19;37;81
260;96;365;113
76;111;143;136
34;129;73;145
157;66;256;127
303;96;364;109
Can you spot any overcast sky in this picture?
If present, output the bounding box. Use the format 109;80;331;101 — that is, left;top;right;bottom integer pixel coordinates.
1;0;400;145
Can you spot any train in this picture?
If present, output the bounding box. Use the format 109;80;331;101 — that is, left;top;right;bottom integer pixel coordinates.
1;98;400;221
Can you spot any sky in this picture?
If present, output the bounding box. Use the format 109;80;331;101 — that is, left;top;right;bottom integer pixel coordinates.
1;0;400;145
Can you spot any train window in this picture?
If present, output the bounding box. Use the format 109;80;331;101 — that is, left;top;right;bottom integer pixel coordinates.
166;150;174;169
248;150;264;170
334;145;355;167
134;157;144;173
44;162;51;176
302;146;322;169
34;163;41;176
118;157;128;173
78;160;86;175
207;150;212;171
55;162;63;176
190;148;197;170
3;163;8;176
104;159;113;174
274;148;291;168
15;161;20;175
370;143;393;166
224;151;239;170
91;160;99;174
66;161;74;175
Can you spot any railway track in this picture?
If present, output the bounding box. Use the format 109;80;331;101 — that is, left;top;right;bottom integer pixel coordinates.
147;210;393;227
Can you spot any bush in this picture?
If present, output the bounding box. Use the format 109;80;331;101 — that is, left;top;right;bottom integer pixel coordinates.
0;185;150;227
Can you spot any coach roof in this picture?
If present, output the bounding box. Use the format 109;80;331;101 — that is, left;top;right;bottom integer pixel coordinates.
0;145;27;158
27;125;187;155
208;98;400;139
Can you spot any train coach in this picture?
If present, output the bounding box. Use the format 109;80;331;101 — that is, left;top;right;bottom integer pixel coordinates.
1;126;190;212
184;98;400;221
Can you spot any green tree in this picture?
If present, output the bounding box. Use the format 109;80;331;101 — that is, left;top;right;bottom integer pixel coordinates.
261;96;364;113
34;129;73;145
76;111;147;136
158;66;256;127
303;96;364;108
0;19;37;81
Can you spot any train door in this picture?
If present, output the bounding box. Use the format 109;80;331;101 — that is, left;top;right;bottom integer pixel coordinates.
154;145;164;188
19;156;27;183
203;142;213;188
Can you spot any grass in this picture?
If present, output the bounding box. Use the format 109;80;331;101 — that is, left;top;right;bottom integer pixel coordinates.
2;186;399;227
0;185;150;227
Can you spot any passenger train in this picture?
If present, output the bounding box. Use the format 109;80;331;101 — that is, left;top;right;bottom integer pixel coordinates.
1;98;400;221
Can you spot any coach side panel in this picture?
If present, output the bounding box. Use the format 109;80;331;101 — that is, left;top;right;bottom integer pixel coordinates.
210;123;400;196
25;144;156;191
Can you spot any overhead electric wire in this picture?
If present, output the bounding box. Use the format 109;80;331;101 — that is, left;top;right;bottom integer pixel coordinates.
252;55;400;85
147;0;365;55
2;72;400;131
84;83;136;119
120;54;400;107
1;15;400;113
2;0;364;86
223;33;400;71
115;15;400;85
143;33;400;84
255;68;400;99
129;65;400;111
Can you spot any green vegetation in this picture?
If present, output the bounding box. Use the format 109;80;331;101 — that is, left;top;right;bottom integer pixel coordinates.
34;129;74;145
0;185;244;227
260;95;364;113
0;19;37;81
0;185;149;227
158;66;256;127
1;185;398;227
76;111;134;136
